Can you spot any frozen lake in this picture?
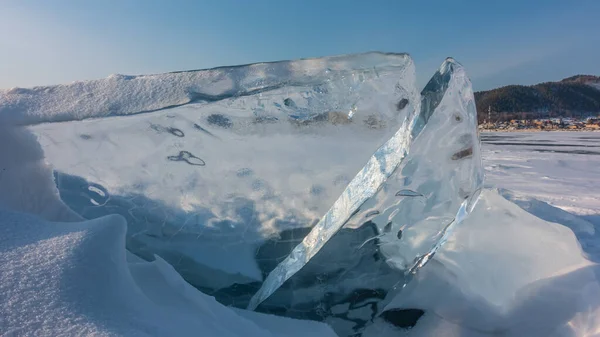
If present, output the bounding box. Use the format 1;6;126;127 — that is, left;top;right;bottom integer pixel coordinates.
482;131;600;217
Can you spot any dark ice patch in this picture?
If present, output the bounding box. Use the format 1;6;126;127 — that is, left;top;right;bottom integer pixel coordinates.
254;116;279;124
284;98;297;108
451;147;473;160
193;123;217;137
167;127;185;137
236;168;253;177
534;149;600;156
207;114;233;128
310;185;325;196
150;123;163;133
167;151;206;166
380;308;424;328
395;189;423;197
396;98;409;111
149;124;184;137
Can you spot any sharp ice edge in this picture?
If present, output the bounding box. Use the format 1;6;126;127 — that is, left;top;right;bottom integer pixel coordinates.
0;52;410;126
408;197;469;276
248;57;482;311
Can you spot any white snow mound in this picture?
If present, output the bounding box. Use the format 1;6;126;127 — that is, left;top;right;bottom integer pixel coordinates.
367;189;600;337
0;71;212;125
0;125;81;221
0;208;336;336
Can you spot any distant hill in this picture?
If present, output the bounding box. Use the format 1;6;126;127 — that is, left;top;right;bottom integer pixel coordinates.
474;75;600;122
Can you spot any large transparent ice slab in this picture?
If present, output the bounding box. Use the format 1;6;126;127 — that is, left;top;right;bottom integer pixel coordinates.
21;52;419;290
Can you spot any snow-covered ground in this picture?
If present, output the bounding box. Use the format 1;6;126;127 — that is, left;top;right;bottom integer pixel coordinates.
482;131;600;262
482;131;600;216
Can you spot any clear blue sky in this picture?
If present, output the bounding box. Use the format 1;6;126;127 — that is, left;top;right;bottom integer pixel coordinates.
1;0;599;91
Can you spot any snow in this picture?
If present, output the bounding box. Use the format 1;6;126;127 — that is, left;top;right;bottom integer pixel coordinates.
498;188;600;262
0;125;82;222
366;190;600;337
0;198;336;336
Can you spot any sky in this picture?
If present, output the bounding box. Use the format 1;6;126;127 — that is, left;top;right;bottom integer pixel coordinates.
1;0;599;91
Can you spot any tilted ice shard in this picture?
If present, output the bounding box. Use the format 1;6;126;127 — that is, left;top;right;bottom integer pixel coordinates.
248;58;484;326
371;58;483;277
